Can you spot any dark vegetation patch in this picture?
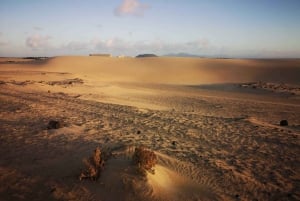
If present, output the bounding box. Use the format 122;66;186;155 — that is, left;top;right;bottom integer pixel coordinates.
79;147;105;181
133;146;157;175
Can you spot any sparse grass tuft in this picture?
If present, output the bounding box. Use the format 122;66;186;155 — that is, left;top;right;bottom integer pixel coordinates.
79;147;104;181
132;146;157;175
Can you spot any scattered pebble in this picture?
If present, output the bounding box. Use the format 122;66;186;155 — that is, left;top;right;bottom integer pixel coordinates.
280;120;288;126
47;120;61;129
50;187;56;193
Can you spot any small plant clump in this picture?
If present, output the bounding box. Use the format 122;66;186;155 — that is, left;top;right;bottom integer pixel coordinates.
79;147;104;181
133;146;157;175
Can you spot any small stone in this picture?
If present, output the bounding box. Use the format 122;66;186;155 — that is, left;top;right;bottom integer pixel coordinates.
137;130;141;134
172;141;176;146
280;120;288;126
47;120;61;129
50;187;56;193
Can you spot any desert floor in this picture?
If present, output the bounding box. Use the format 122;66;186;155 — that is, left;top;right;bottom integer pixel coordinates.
0;57;299;201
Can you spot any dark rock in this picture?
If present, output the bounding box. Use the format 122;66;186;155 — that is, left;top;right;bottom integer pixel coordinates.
172;141;176;146
47;120;61;129
137;130;141;134
50;187;56;193
136;54;158;58
280;120;288;126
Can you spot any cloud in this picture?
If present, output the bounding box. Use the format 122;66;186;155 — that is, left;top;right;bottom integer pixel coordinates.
92;38;129;54
0;42;9;46
21;34;213;56
26;34;52;50
0;33;10;46
91;37;212;56
62;41;89;50
33;26;43;31
185;39;210;49
130;38;212;55
114;0;149;16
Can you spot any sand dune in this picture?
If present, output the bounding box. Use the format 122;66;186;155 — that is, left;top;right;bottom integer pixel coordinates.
0;56;299;201
1;56;300;84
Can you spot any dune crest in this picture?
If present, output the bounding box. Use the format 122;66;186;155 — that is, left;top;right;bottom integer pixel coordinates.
2;56;300;84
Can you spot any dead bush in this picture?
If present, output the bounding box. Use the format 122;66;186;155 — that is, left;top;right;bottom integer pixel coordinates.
79;147;104;181
132;146;157;175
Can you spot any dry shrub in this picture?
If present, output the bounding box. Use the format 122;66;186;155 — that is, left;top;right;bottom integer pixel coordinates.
79;147;104;181
133;146;157;175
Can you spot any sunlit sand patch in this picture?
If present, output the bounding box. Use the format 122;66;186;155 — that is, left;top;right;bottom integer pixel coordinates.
148;165;217;201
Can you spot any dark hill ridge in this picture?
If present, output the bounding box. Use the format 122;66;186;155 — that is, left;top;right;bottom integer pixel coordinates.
136;54;158;58
164;53;203;58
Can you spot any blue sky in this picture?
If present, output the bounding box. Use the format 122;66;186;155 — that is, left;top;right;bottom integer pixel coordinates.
0;0;300;57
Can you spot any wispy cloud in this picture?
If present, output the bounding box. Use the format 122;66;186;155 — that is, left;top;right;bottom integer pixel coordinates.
114;0;149;17
0;42;9;46
0;32;10;46
90;37;212;56
62;41;89;51
185;39;210;49
33;26;43;31
25;34;52;50
92;38;130;54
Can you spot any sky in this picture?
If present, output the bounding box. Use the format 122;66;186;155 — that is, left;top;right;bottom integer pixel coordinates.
0;0;300;58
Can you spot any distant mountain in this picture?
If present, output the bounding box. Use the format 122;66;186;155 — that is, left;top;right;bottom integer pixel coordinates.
136;54;158;58
164;53;205;58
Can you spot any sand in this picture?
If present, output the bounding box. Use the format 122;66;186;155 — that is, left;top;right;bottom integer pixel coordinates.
0;56;299;201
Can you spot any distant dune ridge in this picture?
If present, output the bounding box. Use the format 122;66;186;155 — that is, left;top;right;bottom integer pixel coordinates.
89;53;111;57
1;56;299;84
38;56;300;85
